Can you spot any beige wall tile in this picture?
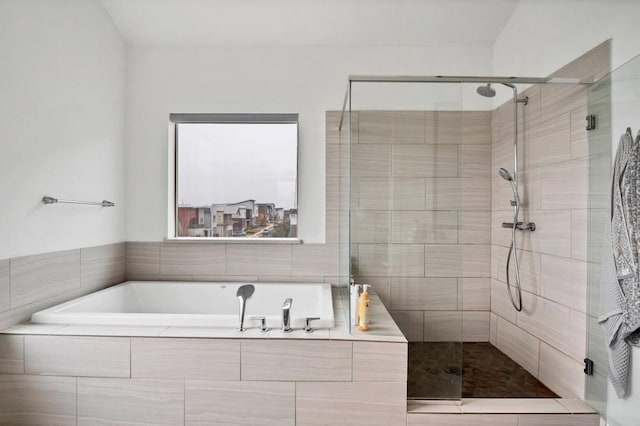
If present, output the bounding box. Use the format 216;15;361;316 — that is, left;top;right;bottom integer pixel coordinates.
540;84;587;125
424;244;490;278
326;176;341;210
426;178;491;211
127;242;160;277
495;317;540;376
325;209;340;243
461;278;490;310
25;335;130;377
390;278;458;311
0;375;76;425
518;210;571;258
462;111;492;145
81;243;126;291
408;414;518;426
352;177;389;210
390;310;424;342
490;279;517;323
490;313;498;345
78;378;184;426
185;380;294;426
524;112;571;169
392;210;458;244
241;340;351;381
460;145;491;177
131;338;239;379
0;334;24;374
353;342;407;382
352;144;392;177
325;143;341;177
227;244;291;276
0;259;10;312
571;209;588;261
292;244;339;276
391;178;427;210
517;291;585;362
538;342;585;398
11;249;81;308
540;255;587;312
296;381;406;426
424;311;462;341
540;158;588;210
518;414;599;426
392;145;458;178
160;243;226;276
351;211;390;244
493;246;542;295
570;105;589;159
463;312;490;342
359;111;426;144
357;244;425;277
458;211;491;244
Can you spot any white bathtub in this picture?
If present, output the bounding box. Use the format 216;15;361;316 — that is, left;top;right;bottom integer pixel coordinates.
31;281;335;329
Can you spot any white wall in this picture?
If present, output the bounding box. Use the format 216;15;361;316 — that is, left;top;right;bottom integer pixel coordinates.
495;2;640;424
0;0;126;259
125;45;493;243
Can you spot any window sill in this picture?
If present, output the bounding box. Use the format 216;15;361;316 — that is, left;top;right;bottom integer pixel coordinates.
164;237;303;244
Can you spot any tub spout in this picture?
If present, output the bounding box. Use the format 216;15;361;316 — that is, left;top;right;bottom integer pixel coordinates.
236;284;255;332
282;298;293;332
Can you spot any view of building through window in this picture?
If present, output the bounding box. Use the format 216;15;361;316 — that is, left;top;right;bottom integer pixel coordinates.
176;121;298;238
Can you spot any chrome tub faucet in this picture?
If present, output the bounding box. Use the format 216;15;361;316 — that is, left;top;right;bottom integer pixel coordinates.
282;298;293;332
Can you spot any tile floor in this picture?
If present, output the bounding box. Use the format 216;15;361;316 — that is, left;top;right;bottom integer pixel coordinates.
408;342;558;399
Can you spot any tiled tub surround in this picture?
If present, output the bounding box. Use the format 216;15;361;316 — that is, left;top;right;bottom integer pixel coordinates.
0;243;126;331
490;41;611;399
349;110;492;343
0;290;409;426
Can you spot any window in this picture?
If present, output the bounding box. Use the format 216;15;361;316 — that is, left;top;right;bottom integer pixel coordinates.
171;114;298;239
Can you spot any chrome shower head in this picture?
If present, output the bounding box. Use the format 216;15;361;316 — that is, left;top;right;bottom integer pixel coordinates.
498;168;513;181
477;83;496;98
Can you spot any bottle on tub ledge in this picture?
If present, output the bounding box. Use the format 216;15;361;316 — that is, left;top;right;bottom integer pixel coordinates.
357;284;371;331
351;283;362;326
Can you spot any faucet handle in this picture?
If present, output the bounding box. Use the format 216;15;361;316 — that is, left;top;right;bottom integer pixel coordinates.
304;317;321;333
250;316;271;332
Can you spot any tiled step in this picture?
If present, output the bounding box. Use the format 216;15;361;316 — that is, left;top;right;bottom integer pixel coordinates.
407;398;599;426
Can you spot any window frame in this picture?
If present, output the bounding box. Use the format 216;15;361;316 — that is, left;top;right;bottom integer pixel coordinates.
168;113;301;243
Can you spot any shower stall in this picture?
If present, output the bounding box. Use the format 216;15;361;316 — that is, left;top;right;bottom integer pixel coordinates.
339;42;610;402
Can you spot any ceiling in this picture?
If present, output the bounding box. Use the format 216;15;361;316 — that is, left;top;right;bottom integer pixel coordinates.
100;0;519;46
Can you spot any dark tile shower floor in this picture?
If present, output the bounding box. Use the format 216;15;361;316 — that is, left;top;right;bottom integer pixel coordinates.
408;342;559;399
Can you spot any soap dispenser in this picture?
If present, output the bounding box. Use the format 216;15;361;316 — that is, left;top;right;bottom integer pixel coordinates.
357;284;371;331
351;283;362;326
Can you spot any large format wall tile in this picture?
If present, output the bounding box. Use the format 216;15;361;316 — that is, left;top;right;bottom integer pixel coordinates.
0;259;9;312
0;375;76;426
185;380;295;426
425;178;491;211
131;338;239;379
460;278;490;310
78;378;184;426
392;145;458;178
495;317;540;376
296;381;406;426
391;210;458;244
241;340;352;381
460;145;491;177
540;158;588;210
160;243;226;276
0;334;24;374
359;111;426;144
11;249;81;308
351;211;390;244
292;244;339;276
458;211;491;244
390;310;424;342
424;244;490;278
81;243;126;291
518;414;599;426
226;244;291;276
540;255;587;312
390;278;457;311
127;242;160;277
352;144;392;177
25;335;130;377
538;343;584;398
524;112;571;169
357;244;425;277
352;342;407;382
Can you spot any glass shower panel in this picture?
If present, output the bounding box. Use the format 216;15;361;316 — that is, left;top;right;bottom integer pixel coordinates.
349;81;464;399
586;52;640;425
